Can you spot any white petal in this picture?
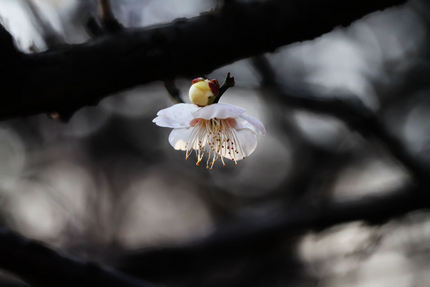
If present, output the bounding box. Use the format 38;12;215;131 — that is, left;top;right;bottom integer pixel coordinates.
192;103;245;120
153;103;199;128
236;128;258;157
218;128;258;161
153;116;188;128
156;103;199;117
236;113;266;135
168;128;194;151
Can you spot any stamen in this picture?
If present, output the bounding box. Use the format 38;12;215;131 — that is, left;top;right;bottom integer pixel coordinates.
184;117;244;169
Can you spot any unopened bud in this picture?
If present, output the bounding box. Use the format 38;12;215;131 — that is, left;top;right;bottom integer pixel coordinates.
189;78;220;106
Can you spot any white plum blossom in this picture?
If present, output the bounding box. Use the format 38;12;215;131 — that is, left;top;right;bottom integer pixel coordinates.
153;77;266;170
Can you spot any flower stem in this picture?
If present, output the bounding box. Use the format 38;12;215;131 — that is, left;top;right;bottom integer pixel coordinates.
213;72;235;103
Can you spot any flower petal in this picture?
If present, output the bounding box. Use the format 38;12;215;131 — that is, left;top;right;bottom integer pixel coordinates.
168;128;193;151
153;116;187;128
153;103;199;128
236;128;258;157
192;103;245;120
217;128;258;161
236;113;266;135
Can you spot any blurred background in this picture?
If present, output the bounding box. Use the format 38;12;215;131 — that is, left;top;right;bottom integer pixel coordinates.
0;0;430;286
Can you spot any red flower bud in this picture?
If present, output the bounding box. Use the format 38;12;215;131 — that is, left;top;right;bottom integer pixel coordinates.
208;79;220;96
192;77;205;84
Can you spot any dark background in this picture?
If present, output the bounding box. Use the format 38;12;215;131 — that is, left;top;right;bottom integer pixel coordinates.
0;0;429;286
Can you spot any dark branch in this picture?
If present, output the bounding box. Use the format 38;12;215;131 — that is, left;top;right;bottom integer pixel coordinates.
0;227;152;287
0;25;20;60
98;0;123;33
119;183;429;284
214;72;235;103
251;55;430;188
164;80;184;103
86;0;123;38
0;0;405;120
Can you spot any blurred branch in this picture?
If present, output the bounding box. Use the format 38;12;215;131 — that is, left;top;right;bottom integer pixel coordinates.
251;56;430;187
98;0;123;33
86;0;123;38
0;25;20;59
0;0;405;120
163;80;184;103
119;183;429;284
0;227;152;287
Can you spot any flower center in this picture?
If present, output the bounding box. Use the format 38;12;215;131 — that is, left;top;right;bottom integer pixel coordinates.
185;118;245;170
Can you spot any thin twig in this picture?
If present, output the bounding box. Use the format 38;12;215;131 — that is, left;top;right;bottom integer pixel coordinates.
98;0;123;32
164;80;184;103
214;72;235;103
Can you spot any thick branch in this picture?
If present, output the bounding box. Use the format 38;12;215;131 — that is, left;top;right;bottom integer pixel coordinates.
0;0;405;120
0;228;152;287
119;183;429;284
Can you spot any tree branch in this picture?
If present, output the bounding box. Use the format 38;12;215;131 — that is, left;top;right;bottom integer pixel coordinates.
213;72;235;103
0;227;152;287
251;56;430;188
98;0;123;33
163;80;184;103
0;0;405;120
119;183;429;284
